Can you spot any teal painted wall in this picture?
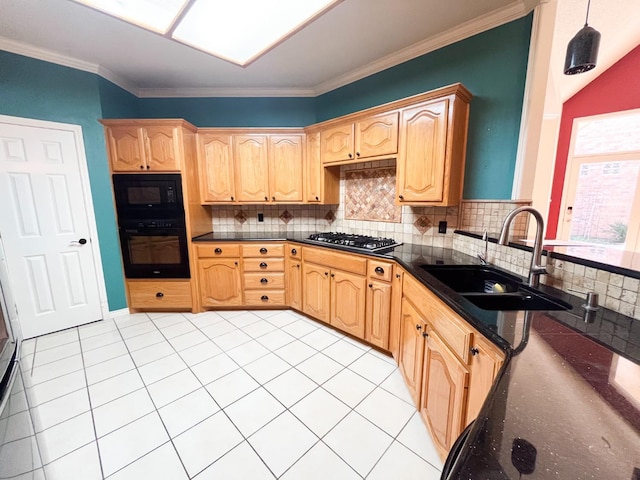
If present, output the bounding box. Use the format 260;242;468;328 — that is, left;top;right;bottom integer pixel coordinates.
0;51;127;311
98;77;140;118
315;14;533;199
137;97;316;127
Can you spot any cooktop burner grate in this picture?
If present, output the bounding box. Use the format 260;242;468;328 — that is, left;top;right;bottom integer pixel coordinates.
306;232;402;252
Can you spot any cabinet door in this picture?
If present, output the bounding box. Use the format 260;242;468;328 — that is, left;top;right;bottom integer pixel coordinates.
355;111;399;159
421;331;469;456
107;126;146;172
305;131;322;203
287;258;302;311
389;269;404;360
330;269;366;339
320;123;354;163
365;279;392;349
198;133;235;202
198;259;243;307
144;126;181;171
269;135;303;202
302;263;330;323
234;135;269;202
399;297;427;407
465;334;504;426
397;99;449;203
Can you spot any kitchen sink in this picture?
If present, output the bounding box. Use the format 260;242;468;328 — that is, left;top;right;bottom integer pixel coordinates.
419;265;522;294
419;264;572;311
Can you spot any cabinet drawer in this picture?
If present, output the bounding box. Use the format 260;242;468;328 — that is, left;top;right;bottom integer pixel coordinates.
244;290;286;306
243;243;284;257
425;289;473;364
286;243;302;260
128;280;192;309
303;247;367;275
368;260;394;282
244;272;285;290
243;258;285;272
196;244;241;258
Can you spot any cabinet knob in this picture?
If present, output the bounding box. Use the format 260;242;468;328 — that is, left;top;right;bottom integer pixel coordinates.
296;264;300;269
146;165;150;170
396;273;401;278
214;248;222;254
331;273;335;278
324;272;329;276
260;262;268;268
416;324;422;330
356;151;360;157
315;196;319;201
234;261;238;266
422;331;429;338
260;278;268;284
260;248;268;254
291;248;297;255
264;196;268;201
399;194;404;200
156;292;164;298
368;283;373;288
470;347;480;356
139;165;144;169
231;196;234;201
272;196;276;201
374;266;384;274
261;295;269;301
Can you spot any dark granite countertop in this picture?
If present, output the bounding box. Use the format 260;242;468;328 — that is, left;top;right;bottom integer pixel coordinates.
192;231;640;478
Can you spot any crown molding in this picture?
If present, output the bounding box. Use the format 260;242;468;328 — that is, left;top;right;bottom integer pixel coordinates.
136;87;316;98
312;0;535;95
0;36;141;96
0;0;534;99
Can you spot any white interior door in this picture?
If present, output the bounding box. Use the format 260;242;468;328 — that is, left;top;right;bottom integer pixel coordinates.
0;117;104;338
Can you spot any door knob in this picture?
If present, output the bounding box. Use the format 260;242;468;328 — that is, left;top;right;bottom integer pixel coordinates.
70;238;87;245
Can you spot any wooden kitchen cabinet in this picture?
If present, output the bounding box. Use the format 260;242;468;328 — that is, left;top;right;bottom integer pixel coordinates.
420;330;469;458
330;269;367;338
465;333;504;426
365;279;392;349
302;262;331;323
198;133;235;202
320;123;354;163
234;135;269;202
269;135;304;202
287;257;302;311
127;279;192;310
198;258;243;307
398;297;429;407
396;91;470;206
354;111;399;159
242;242;285;307
104;123;181;172
388;268;404;360
305;130;340;204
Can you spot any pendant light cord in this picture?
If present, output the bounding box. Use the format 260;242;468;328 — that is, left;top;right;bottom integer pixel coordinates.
585;0;591;26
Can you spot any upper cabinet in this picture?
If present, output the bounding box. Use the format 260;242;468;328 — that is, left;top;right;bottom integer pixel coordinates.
198;133;235;202
320;111;399;164
305;130;340;204
234;135;270;202
103;122;182;172
396;90;471;206
268;135;304;203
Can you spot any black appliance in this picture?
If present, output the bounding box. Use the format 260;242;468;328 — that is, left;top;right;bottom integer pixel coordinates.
307;232;402;252
113;174;190;279
113;173;183;221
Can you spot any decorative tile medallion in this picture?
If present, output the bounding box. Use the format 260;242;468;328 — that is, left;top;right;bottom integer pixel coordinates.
324;210;336;225
279;209;293;224
413;216;431;235
344;168;401;223
234;210;248;224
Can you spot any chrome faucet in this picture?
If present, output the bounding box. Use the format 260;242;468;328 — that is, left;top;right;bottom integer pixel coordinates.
498;207;547;288
477;230;489;265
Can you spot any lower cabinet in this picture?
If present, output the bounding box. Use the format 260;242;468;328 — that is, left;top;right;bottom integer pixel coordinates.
388;268;404;360
330;269;366;338
420;331;469;457
127;279;193;310
365;279;392;350
398;297;428;407
302;262;331;323
286;258;302;311
198;258;243;307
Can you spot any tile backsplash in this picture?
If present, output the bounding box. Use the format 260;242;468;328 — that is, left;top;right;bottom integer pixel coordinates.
344;165;401;223
458;200;531;237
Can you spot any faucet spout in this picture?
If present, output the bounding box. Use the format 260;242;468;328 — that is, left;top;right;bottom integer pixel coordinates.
498;207;547;288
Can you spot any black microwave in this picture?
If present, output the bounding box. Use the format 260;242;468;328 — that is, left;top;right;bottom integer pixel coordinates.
113;173;184;222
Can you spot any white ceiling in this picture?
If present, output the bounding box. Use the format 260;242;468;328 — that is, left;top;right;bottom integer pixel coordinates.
0;0;540;97
1;0;637;100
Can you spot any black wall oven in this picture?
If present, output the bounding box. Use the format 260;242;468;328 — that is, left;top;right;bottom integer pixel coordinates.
114;174;190;279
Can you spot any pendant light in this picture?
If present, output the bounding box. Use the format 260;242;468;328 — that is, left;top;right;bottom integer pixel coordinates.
564;0;601;75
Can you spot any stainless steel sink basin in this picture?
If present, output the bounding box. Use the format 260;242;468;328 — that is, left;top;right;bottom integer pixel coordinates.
419;264;572;311
419;265;522;293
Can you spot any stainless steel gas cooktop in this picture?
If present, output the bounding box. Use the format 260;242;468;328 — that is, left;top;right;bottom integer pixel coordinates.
306;232;402;252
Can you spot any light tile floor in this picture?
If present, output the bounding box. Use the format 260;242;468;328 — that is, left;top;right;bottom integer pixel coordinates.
17;309;444;479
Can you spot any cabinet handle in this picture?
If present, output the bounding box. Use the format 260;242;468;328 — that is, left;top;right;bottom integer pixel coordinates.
416;324;422;330
139;165;144;169
260;248;268;254
348;153;353;158
399;194;404;200
470;347;480;356
260;278;268;284
296;264;300;269
368;283;373;288
156;292;164;298
374;266;384;274
331;273;335;278
214;248;222;254
291;248;297;255
422;331;429;338
396;273;401;278
234;261;238;266
356;151;360;157
264;196;268;201
324;272;329;276
272;196;276;201
260;262;268;268
261;295;269;301
146;165;150;170
231;196;234;201
315;196;319;201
